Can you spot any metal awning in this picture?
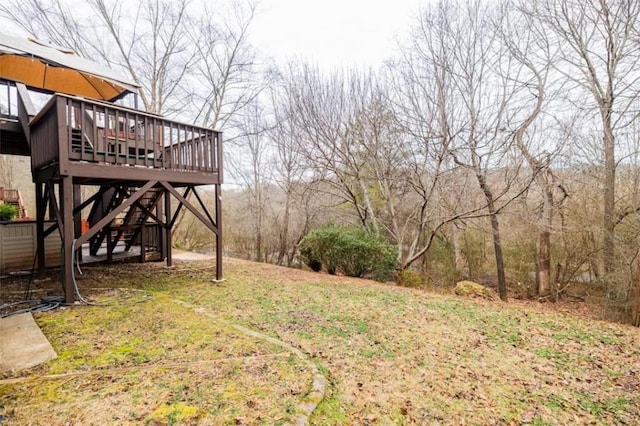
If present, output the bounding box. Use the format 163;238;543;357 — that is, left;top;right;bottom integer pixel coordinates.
0;33;140;101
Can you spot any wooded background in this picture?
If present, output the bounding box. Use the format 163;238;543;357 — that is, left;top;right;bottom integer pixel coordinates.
1;0;639;322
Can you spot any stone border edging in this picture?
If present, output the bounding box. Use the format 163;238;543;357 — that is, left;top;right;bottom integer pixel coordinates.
174;300;327;425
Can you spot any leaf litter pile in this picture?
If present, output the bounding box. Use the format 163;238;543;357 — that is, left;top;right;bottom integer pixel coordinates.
1;257;639;425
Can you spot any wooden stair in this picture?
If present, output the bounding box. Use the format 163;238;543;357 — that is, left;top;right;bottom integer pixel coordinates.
87;185;162;256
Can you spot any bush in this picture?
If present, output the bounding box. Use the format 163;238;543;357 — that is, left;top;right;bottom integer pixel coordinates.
397;269;428;288
299;223;398;281
300;245;322;272
0;203;18;222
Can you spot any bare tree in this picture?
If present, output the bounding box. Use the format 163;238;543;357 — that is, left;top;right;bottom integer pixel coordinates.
1;0;194;114
496;1;572;299
0;0;93;57
536;0;640;275
401;0;533;300
278;64;379;227
230;99;272;261
187;0;261;133
385;11;472;272
89;0;194;114
269;84;312;266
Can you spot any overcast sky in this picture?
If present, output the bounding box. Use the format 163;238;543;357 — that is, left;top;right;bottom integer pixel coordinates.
0;0;423;71
250;0;423;70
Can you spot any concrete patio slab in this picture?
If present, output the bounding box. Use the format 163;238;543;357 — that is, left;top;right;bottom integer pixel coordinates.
0;313;57;373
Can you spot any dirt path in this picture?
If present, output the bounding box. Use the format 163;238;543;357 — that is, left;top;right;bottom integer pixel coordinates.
171;249;216;261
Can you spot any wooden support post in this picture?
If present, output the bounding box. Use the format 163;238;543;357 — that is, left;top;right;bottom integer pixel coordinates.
140;223;146;262
48;185;56;223
73;184;82;261
106;226;113;263
35;182;46;276
165;188;172;267
158;196;166;260
215;183;223;281
61;177;75;304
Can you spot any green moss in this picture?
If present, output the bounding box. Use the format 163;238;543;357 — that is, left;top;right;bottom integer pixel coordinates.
146;402;200;424
534;347;570;364
311;394;348;425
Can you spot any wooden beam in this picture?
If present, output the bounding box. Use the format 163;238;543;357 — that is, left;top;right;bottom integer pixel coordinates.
15;82;36;142
75;180;157;247
169;187;192;228
73;188;107;216
215;184;223;281
42;184;95;240
47;183;64;239
35;182;46;276
73;185;82;261
158;195;166;260
68;162;220;185
57;97;70;175
217;133;224;183
165;188;172;267
161;181;217;234
140;223;146;262
192;187;217;229
61;176;74;304
15;83;37;116
44;223;58;238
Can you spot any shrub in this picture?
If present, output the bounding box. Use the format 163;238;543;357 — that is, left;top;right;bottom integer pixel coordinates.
0;203;18;222
397;269;427;288
300;223;398;281
300;245;322;272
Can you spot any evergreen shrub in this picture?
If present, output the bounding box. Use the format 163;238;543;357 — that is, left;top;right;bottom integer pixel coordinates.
300;222;397;281
0;203;18;222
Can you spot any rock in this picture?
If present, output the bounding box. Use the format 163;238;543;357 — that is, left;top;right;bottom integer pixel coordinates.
454;280;495;299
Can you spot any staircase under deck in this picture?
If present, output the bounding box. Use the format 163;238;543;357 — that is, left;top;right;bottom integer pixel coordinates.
23;93;223;303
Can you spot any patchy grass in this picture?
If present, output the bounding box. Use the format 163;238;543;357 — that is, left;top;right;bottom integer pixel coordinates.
2;257;640;424
0;285;310;425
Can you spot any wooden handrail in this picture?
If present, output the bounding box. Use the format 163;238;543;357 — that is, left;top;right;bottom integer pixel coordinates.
16;82;36;143
0;189;19;201
28;94;58;127
29;93;222;175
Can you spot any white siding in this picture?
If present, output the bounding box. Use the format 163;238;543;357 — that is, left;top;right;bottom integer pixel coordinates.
0;221;61;272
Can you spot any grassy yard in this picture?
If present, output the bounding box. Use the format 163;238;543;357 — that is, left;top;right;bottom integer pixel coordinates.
1;257;639;425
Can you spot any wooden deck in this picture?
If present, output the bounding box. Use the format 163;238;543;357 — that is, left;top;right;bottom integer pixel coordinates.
1;79;223;304
29;94;222;186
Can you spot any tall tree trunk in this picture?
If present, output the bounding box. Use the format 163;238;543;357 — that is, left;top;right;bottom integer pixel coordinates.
477;173;508;301
602;112;616;274
255;196;263;262
489;209;507;301
255;222;263;262
452;222;466;275
277;193;291;266
538;187;553;299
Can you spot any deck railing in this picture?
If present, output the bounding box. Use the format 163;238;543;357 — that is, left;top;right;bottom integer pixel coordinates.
0;188;20;202
29;94;222;177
